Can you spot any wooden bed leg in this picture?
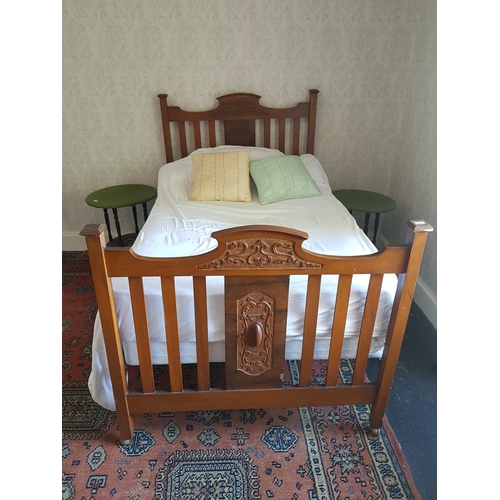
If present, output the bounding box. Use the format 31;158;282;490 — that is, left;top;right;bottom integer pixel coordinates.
117;417;134;445
80;224;135;445
369;220;433;436
367;428;380;440
119;437;132;446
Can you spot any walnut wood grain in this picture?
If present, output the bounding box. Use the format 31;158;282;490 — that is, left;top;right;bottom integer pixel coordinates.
236;292;274;375
193;276;210;392
352;274;384;385
129;277;155;393
369;224;432;430
102;225;411;278
157;89;319;161
81;205;433;443
325;274;353;386
160;276;183;392
299;275;322;387
225;276;288;390
127;385;378;414
79;224;134;441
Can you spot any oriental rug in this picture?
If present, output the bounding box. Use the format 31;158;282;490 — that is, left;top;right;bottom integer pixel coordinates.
62;251;420;500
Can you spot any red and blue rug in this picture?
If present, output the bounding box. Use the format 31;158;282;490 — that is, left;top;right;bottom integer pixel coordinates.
62;251;420;499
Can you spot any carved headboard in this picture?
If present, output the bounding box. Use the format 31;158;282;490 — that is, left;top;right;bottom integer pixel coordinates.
157;89;319;163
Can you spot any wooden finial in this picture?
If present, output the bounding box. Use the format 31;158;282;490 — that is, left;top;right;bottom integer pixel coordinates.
80;224;106;237
406;220;434;233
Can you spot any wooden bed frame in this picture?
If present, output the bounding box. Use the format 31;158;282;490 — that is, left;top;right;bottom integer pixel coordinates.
81;90;433;444
157;88;320;161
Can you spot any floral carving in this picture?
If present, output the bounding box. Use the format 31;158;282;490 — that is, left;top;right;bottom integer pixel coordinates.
208;99;269;118
197;238;322;270
237;293;274;376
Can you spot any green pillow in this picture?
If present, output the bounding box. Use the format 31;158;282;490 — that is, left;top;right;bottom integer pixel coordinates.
250;155;322;205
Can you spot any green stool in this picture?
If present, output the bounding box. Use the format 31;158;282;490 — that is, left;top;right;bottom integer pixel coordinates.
85;184;157;247
332;189;396;245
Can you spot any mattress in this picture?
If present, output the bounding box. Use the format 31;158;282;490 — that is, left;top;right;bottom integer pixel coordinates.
88;146;397;410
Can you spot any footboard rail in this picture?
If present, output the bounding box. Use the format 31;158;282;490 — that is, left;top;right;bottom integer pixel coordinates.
81;220;433;444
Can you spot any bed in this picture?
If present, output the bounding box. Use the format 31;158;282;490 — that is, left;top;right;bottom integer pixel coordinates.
81;89;433;444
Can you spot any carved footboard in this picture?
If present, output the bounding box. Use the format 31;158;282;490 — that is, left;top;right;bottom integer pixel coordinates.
81;221;432;444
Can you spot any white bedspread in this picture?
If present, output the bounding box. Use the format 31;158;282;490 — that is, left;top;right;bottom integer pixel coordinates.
89;146;397;410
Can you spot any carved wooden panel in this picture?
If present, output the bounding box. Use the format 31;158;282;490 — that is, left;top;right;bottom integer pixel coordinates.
225;276;289;390
208;96;269;119
224;119;255;147
197;238;322;270
236;292;274;376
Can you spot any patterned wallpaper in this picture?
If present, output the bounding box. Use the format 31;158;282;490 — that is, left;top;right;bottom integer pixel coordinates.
384;0;437;297
62;0;436;299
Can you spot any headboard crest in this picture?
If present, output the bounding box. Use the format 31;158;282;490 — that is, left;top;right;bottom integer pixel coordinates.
157;89;319;162
208;94;270;119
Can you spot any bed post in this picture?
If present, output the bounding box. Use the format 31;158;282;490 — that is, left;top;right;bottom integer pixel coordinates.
306;89;319;154
80;224;135;444
157;94;173;164
368;220;433;438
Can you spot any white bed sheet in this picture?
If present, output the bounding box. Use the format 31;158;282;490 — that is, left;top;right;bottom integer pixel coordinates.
89;146;397;410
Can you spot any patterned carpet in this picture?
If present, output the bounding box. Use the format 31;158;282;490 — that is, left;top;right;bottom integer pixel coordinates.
62;251;420;500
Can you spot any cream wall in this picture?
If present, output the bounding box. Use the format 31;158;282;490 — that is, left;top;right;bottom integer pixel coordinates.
384;0;437;324
62;0;436;322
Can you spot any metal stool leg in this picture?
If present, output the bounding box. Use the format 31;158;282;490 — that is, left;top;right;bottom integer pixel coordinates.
102;208;113;243
112;208;124;246
142;202;149;222
132;205;139;235
373;213;381;245
363;213;371;235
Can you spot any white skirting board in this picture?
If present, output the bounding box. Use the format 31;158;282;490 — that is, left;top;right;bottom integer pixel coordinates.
63;231;437;329
412;276;437;329
63;232;89;251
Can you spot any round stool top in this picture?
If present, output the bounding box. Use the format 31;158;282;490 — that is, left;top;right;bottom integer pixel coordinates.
332;189;396;213
85;184;157;209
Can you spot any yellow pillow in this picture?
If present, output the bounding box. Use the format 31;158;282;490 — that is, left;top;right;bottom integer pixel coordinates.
189;151;252;202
